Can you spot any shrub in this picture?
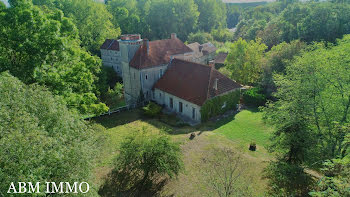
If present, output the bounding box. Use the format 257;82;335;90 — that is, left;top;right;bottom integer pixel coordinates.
200;89;240;122
211;28;234;42
142;102;162;118
242;87;266;106
104;131;183;193
187;31;214;44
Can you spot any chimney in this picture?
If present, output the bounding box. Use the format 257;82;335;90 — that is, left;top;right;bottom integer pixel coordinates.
199;45;203;52
209;60;215;68
171;33;177;39
214;78;218;90
143;39;149;55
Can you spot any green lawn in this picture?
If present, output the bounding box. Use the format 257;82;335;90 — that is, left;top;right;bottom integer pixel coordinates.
214;109;273;148
91;108;274;196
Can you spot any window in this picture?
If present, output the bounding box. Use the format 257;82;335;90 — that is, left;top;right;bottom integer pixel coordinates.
159;69;163;78
169;98;173;109
192;108;196;119
152;91;155;99
159;93;162;98
145;74;148;80
179;102;183;113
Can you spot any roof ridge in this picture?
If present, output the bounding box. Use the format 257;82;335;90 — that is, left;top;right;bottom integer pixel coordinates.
206;66;214;100
107;39;115;50
173;58;213;69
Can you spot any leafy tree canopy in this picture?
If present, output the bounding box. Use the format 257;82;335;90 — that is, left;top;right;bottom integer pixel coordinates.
225;38;267;85
263;35;350;195
0;0;108;115
33;0;120;55
0;72;96;195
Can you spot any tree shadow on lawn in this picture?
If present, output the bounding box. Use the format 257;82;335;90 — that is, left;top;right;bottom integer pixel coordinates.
91;106;260;137
98;168;171;197
91;109;143;129
143;107;261;136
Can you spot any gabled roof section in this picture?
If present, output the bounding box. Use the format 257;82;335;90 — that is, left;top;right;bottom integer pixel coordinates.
187;42;217;59
100;39;119;51
214;52;228;64
130;38;193;69
201;42;217;55
153;58;242;106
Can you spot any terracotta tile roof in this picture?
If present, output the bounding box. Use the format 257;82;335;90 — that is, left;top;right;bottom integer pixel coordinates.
130;38;193;69
153;58;242;106
100;39;119;51
214;52;228;64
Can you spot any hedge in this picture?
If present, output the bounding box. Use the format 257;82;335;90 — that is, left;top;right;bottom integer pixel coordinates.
242;87;266;107
200;89;240;122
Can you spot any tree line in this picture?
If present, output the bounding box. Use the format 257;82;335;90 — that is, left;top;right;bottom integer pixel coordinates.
219;0;350;196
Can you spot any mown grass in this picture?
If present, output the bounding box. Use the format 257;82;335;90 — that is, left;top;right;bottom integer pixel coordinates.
214;109;273;148
91;108;273;196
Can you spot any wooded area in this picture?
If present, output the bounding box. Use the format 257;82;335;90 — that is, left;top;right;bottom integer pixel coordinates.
0;0;349;196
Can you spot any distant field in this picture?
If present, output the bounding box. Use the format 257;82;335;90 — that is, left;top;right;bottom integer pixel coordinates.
92;108;273;196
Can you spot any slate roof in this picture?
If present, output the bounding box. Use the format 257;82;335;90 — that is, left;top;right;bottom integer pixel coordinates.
153;58;242;106
130;38;193;69
100;39;119;51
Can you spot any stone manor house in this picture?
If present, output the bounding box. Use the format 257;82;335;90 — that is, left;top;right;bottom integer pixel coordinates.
100;34;242;123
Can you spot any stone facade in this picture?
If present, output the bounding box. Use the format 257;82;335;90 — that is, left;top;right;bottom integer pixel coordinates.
100;40;123;76
119;34;143;104
154;88;202;122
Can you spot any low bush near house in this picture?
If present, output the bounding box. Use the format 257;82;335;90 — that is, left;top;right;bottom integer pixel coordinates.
243;87;266;107
142;102;162;118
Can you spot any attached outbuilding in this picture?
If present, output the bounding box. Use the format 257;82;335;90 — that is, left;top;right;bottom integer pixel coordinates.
153;58;242;123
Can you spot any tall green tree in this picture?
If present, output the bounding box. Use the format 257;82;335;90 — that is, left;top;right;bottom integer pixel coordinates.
0;72;97;195
194;0;227;32
106;0;142;34
263;35;350;195
33;0;120;55
0;0;108;115
146;0;199;40
225;38;267;85
100;129;183;195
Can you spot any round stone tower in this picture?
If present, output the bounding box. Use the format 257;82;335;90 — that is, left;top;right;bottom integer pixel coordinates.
118;34;143;104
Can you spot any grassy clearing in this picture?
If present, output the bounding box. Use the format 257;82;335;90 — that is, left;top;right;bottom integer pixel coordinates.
91;108;273;196
213;109;273;155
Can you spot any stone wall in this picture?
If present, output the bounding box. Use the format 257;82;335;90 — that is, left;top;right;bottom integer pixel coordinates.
140;64;168;100
100;49;122;76
154;88;202;122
